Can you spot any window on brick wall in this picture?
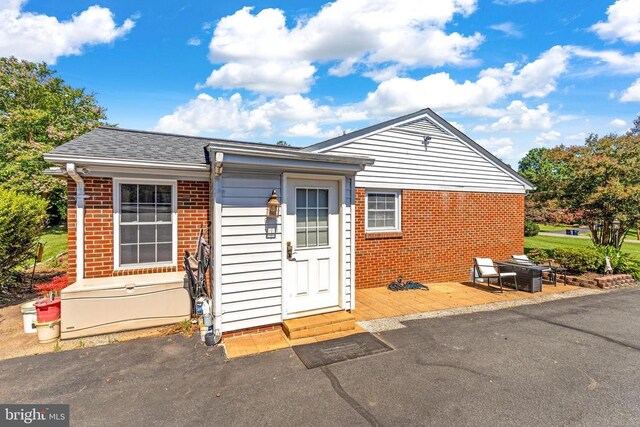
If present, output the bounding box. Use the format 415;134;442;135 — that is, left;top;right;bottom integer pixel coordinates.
114;179;177;268
365;190;401;232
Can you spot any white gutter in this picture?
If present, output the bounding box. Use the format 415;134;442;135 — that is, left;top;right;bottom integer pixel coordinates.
66;163;85;282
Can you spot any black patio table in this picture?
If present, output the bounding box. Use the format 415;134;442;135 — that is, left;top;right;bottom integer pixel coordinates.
496;262;545;293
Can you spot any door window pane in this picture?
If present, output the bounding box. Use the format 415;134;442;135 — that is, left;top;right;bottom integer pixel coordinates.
118;183;174;266
295;188;330;248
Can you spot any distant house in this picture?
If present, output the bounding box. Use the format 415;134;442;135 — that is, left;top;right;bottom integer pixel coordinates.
44;108;532;338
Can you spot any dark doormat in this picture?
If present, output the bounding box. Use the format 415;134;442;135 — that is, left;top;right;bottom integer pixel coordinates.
292;333;392;369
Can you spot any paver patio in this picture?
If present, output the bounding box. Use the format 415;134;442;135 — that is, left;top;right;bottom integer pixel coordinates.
355;281;580;321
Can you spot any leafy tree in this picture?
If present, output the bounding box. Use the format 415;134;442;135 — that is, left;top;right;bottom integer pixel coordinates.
518;147;571;223
549;132;640;248
276;140;291;147
0;189;47;287
518;147;569;201
628;113;640;136
0;57;107;224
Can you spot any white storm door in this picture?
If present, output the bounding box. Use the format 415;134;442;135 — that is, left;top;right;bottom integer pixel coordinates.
284;179;340;316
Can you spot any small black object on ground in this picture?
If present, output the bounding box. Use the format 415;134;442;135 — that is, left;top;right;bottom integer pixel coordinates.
292;333;392;369
387;276;429;291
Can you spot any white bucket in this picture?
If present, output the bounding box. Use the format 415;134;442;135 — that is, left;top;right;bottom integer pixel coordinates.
20;301;37;334
34;319;61;344
200;324;213;342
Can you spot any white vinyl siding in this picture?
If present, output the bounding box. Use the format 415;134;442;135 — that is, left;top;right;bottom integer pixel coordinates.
324;117;526;194
218;172;353;332
220;172;283;332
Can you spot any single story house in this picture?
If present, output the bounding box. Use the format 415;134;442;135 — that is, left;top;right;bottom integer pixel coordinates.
44;108;533;338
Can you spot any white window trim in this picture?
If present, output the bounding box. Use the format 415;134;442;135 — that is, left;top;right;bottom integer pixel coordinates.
365;189;402;232
113;177;178;270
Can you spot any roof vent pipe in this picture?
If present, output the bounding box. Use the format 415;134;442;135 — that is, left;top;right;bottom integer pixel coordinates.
66;163;85;282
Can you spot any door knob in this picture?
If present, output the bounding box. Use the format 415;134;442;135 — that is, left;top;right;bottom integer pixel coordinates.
287;241;293;260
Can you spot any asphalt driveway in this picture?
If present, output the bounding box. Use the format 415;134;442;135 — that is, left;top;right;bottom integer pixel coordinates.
1;288;640;426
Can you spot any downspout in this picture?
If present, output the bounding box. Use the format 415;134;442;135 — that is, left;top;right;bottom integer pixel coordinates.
211;151;224;342
66;163;85;282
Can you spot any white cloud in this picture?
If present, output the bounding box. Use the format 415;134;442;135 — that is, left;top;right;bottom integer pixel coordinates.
571;47;640;75
621;78;640;102
566;132;587;141
610;118;628;127
361;46;570;117
154;93;271;137
474;101;554;132
199;60;316;95
476;137;514;159
154;93;365;138
489;22;522;38
362;72;506;116
591;0;640;44
284;122;344;138
187;37;201;46
508;46;570;97
533;130;561;146
362;65;402;82
0;1;135;64
202;1;484;94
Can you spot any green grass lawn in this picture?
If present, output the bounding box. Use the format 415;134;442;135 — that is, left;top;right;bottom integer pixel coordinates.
537;224;571;232
39;225;68;262
525;234;640;260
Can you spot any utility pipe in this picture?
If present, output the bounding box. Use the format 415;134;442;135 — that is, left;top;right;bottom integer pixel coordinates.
66;163;85;282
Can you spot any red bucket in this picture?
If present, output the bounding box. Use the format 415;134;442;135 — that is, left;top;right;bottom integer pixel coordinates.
35;297;61;322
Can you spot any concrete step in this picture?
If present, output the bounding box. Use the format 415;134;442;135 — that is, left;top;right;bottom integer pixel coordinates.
283;311;355;340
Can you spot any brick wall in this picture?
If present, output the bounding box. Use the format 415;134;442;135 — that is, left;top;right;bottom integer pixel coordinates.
354;188;524;289
67;177;209;281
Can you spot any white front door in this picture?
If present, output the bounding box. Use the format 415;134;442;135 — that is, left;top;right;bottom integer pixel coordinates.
284;178;340;317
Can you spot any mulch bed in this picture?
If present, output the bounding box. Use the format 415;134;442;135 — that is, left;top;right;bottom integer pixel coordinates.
0;266;66;308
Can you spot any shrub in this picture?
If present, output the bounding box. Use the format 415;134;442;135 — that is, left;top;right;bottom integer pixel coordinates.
0;189;47;287
552;247;601;274
525;248;552;264
524;220;540;237
595;246;640;280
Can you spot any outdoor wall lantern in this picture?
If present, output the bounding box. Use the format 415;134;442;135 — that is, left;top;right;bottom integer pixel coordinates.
423;135;431;148
267;190;281;218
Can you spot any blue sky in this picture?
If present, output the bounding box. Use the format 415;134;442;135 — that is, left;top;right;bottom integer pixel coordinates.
3;0;640;166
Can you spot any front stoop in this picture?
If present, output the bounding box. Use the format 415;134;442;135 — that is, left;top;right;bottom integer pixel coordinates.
283;311;355;340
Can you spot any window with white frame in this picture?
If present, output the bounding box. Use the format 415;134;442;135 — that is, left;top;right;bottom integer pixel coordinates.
365;191;401;232
116;181;176;267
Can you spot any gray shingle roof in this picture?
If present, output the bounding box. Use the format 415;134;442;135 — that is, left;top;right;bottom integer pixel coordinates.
45;126;300;166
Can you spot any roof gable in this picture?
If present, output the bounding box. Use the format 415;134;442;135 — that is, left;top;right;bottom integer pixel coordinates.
305;109;533;190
